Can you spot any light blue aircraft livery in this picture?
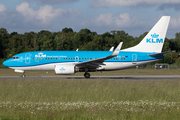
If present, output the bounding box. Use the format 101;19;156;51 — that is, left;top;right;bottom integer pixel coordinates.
3;16;170;78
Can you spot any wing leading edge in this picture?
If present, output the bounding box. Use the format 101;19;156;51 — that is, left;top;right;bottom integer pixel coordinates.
75;42;123;68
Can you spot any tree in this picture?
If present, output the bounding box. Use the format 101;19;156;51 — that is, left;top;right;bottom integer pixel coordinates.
0;28;9;58
79;28;91;34
158;52;178;64
162;38;170;52
72;29;93;49
62;27;73;33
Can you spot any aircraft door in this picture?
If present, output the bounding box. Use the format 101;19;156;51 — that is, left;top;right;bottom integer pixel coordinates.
75;56;79;62
132;54;137;64
25;53;31;64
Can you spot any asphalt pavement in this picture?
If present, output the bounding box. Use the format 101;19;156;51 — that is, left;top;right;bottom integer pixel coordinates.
0;75;180;79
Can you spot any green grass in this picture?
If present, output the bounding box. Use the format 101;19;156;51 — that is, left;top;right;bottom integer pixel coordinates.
0;79;180;119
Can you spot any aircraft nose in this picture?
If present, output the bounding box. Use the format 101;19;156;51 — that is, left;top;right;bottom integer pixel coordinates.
3;60;10;67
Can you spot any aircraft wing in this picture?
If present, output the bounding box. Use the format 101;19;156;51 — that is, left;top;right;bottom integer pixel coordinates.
75;42;123;68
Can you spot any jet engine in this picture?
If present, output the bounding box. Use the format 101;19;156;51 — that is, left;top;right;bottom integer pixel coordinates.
55;64;75;74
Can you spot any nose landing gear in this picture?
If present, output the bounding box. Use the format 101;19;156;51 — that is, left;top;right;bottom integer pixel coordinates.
21;73;26;78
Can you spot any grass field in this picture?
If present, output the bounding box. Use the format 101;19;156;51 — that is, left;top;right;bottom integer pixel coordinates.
0;69;180;119
0;78;180;119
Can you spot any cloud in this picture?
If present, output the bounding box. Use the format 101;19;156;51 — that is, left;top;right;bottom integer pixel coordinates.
16;2;80;25
80;13;147;37
0;2;81;34
25;0;80;5
92;0;180;8
170;16;180;28
0;3;7;12
82;13;140;28
16;3;36;22
158;3;180;11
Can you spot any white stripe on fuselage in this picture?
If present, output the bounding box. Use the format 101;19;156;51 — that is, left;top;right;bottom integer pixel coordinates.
10;59;159;71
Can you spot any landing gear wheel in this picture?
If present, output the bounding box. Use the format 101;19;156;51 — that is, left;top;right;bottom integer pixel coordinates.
84;72;90;78
21;74;26;78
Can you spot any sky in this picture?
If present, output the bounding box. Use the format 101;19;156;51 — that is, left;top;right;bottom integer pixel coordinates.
0;0;180;38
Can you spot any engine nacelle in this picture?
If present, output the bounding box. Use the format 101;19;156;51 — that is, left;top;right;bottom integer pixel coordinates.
55;64;75;75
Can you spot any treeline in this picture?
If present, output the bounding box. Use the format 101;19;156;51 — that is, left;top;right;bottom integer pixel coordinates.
0;27;180;65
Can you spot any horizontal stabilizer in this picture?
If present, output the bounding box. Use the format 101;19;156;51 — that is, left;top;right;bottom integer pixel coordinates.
149;50;175;57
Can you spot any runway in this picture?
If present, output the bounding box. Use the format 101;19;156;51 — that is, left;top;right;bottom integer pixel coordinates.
1;75;180;79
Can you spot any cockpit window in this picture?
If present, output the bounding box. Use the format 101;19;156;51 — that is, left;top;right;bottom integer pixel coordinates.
12;57;19;59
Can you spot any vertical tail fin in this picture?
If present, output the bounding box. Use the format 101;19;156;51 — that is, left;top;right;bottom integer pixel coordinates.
123;16;170;53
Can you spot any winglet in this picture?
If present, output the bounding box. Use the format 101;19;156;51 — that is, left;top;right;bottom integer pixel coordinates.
111;42;123;56
109;46;114;51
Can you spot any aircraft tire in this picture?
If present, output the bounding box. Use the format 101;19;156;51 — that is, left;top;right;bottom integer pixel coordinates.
84;72;90;78
21;74;26;78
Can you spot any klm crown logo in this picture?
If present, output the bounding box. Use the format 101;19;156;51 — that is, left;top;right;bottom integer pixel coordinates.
115;48;120;52
60;67;65;71
146;33;163;43
151;33;159;38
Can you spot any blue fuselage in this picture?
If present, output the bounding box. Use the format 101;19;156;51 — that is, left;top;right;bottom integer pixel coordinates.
3;51;163;71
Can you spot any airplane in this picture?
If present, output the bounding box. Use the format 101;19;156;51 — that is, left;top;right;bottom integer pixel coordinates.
3;16;170;78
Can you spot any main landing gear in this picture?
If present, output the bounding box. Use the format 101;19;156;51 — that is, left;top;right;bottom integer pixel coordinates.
84;72;90;78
